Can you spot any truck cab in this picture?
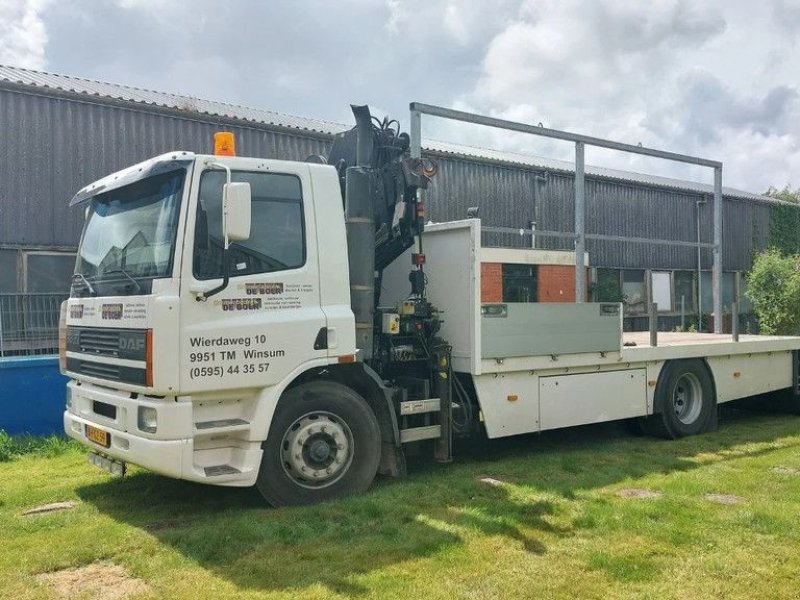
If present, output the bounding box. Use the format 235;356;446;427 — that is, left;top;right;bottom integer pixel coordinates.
62;150;376;500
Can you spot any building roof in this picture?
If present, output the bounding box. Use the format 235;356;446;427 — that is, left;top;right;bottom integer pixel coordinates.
0;64;346;135
0;64;778;204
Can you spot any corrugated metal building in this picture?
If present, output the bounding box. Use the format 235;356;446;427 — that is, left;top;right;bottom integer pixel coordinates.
0;64;784;333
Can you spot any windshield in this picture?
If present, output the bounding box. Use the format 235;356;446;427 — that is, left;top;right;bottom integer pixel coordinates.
75;169;185;287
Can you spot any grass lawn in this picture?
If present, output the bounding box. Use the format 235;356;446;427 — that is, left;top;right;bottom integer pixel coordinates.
1;409;799;599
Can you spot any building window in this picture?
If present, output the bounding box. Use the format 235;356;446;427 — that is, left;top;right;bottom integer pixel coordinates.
194;170;305;280
699;271;711;314
652;271;672;312
24;252;77;293
502;264;537;302
594;268;622;302
674;271;695;313
622;270;646;313
0;250;19;293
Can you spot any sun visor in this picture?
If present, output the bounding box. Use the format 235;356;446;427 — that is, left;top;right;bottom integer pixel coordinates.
69;154;195;207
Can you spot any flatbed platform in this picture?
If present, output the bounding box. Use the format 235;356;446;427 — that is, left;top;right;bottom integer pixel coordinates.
623;331;799;348
620;331;800;363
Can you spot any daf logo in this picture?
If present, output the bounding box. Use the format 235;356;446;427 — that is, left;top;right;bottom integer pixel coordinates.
119;337;145;352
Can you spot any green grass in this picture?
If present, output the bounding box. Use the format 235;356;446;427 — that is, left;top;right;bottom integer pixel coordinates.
0;430;79;462
2;410;800;599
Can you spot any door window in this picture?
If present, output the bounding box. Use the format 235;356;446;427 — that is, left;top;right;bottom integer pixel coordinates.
194;171;305;279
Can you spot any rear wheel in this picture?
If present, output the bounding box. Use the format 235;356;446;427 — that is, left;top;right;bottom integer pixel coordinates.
256;381;381;507
646;359;715;439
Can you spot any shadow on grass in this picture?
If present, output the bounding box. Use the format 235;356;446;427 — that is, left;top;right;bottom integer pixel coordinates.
75;409;799;596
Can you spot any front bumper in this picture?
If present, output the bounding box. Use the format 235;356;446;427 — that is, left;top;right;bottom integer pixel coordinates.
64;381;260;486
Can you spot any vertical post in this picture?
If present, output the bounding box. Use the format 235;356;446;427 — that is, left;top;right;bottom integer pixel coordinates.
574;142;586;303
696;198;704;332
733;271;741;341
410;108;421;160
713;166;723;333
649;303;658;347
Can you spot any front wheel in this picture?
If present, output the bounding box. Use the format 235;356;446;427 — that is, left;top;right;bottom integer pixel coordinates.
646;359;716;439
256;381;381;507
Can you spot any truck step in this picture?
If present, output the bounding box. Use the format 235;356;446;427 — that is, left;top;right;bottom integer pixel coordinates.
195;418;250;431
203;464;242;477
399;424;441;443
399;398;440;416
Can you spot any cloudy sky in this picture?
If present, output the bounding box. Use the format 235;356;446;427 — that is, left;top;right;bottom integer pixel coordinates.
1;0;799;192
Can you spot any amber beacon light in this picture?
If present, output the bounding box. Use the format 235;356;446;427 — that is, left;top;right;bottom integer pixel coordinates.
214;132;236;156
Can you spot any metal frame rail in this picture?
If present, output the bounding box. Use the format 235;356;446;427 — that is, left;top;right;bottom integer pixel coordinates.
409;102;724;333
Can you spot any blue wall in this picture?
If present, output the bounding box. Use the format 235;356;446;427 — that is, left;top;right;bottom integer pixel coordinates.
0;356;67;435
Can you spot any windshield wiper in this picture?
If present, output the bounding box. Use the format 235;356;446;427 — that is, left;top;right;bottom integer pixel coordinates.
102;268;143;293
71;273;97;296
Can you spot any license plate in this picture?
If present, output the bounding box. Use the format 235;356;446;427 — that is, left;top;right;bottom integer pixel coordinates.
85;424;110;448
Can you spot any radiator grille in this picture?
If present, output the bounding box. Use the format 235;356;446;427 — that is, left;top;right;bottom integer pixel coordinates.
67;327;147;360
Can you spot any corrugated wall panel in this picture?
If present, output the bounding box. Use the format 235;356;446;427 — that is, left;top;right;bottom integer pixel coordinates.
0;87;773;273
425;156;540;249
1;89;331;248
424;155;765;271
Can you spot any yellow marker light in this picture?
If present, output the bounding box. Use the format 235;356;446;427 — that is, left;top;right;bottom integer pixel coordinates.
507;394;519;402
214;132;236;156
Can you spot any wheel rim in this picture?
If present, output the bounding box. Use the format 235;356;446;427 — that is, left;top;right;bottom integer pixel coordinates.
280;411;354;489
673;372;703;425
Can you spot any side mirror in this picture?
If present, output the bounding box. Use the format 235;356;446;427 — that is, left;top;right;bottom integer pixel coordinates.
223;182;251;246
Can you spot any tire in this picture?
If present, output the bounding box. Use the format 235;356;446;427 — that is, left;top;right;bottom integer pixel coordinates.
256;381;381;507
645;359;715;439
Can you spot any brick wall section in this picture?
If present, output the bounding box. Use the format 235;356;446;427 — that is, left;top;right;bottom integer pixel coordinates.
481;262;589;302
537;266;589;302
481;263;503;302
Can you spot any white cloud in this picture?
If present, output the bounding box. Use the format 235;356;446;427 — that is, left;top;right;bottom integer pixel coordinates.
448;0;800;191
0;0;50;69
14;0;800;192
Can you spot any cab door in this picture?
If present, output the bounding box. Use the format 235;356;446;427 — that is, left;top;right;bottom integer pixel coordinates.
178;158;326;394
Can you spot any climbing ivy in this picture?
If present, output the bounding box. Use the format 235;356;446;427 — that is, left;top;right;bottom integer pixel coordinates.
768;203;800;254
766;186;800;254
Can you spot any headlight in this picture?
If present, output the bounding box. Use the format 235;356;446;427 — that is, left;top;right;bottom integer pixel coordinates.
138;406;157;433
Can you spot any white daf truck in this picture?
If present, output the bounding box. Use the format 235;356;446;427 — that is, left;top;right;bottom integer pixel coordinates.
61;106;800;506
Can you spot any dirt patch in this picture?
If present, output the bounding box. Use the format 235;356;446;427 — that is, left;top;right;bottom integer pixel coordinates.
36;561;149;600
705;493;746;505
772;466;800;476
22;501;77;516
616;488;663;499
144;517;194;532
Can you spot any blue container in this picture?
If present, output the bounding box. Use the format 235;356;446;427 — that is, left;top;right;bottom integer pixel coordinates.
0;356;67;435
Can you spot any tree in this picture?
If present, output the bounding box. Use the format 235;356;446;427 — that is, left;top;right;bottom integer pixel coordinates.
746;249;800;335
764;185;800;203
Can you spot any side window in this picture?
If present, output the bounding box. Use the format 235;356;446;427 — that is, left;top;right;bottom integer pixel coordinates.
25;252;78;293
194;171;305;280
502;264;537;302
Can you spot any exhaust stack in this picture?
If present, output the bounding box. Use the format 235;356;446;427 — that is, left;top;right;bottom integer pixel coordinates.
344;105;376;360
